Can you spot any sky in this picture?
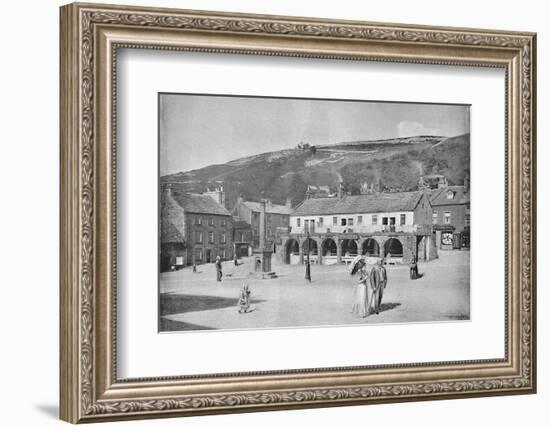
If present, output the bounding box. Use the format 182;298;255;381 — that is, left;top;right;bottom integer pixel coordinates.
159;93;470;176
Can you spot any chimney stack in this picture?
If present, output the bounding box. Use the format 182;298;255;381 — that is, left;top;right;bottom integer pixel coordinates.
338;182;345;198
285;198;292;209
163;183;172;198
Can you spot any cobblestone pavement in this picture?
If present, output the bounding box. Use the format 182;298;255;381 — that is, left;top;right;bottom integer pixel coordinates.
159;250;470;331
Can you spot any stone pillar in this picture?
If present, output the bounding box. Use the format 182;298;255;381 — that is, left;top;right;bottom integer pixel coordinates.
336;238;342;263
316;238;323;265
377;236;387;259
299;238;304;264
357;238;365;255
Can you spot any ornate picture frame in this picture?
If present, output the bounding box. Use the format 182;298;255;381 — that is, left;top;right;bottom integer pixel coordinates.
60;2;536;423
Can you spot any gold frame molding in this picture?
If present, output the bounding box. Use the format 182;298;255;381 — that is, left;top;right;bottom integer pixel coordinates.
60;2;537;423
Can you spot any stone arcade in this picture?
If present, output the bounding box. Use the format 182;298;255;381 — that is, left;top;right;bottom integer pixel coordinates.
277;191;438;265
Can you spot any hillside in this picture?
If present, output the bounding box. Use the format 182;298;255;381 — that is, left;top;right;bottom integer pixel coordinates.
161;134;470;210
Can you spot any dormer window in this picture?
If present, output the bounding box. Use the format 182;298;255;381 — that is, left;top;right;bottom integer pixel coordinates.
446;190;455;200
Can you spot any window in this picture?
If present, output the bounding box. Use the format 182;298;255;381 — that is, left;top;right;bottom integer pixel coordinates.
318;217;323;226
221;218;227;227
341;218;347;226
444;212;451;224
195;231;203;243
382;217;388;225
208;217;214;226
253;229;258;236
333;216;338;225
221;232;226;244
194;216;202;225
372;215;378;225
348;218;354;226
357;215;362;224
220;249;226;259
208;231;214;243
432;210;438;224
296;218;301;227
195;248;203;261
446;190;455;200
400;214;406;225
465;213;471;227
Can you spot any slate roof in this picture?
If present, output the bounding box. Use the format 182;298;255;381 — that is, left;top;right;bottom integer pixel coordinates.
429;186;470;206
161;219;185;244
292;192;424;216
242;200;293;215
171;190;231;216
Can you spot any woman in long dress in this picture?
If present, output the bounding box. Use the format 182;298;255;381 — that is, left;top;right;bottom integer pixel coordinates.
350;257;370;318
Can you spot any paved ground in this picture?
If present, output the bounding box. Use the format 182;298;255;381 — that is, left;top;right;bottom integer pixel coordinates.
159;250;470;332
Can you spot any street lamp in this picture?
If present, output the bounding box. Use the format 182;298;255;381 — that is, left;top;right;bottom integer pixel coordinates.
305;227;311;282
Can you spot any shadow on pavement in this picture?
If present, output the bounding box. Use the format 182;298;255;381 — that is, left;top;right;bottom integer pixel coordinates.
160;317;216;331
160;293;265;315
378;302;401;313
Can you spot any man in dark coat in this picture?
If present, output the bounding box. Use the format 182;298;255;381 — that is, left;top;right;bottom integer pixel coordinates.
370;258;388;314
215;256;222;282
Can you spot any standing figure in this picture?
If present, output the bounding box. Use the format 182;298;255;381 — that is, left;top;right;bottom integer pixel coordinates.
237;283;251;313
215;256;223;282
409;256;418;280
370;258;388;314
350;256;370;318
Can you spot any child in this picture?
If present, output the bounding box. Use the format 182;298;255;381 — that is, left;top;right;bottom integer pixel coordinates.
238;283;251;314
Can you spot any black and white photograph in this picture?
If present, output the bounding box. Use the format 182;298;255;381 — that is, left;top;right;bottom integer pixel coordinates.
159;93;471;332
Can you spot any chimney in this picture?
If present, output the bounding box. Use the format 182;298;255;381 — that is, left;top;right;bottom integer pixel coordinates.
204;185;225;207
163;183;172;198
285;198;292;209
338;182;345;198
437;176;448;189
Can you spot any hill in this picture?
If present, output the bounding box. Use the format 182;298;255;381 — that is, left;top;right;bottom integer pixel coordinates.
161;134;470;210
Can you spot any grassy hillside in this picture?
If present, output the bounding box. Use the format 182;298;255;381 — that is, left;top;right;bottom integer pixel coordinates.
161;134;470;210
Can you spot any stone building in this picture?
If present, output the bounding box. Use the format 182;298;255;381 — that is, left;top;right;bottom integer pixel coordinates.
232;219;253;258
231;197;292;248
160;217;186;272
160;184;234;267
430;180;470;250
278;191;437;265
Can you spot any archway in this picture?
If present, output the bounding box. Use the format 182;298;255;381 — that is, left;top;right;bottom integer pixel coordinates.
322;238;337;256
302;238;318;255
384;238;403;257
362;238;380;256
340;239;358;257
284;239;299;264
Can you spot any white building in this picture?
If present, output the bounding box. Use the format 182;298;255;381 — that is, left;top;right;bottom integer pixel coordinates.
280;191;437;265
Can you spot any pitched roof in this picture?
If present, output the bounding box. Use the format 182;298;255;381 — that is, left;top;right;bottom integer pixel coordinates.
242;200;293;215
171;190;231;216
161;219;185;244
292;192;424;216
429;185;470;206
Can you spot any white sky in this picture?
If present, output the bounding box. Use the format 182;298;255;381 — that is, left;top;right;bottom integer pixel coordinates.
160;94;470;176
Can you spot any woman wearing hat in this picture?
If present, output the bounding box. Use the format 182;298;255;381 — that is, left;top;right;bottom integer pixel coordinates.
350;256;370;318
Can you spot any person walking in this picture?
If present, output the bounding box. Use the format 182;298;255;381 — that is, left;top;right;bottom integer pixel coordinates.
215;256;223;282
371;258;388;313
350;256;370;318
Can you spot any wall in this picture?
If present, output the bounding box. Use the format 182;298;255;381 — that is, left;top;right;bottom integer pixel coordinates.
0;1;546;427
291;212;415;233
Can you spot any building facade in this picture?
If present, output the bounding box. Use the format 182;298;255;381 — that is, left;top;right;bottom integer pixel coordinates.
160;185;234;268
279;191;437;265
430;184;470;250
232;219;253;258
231;197;292;248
